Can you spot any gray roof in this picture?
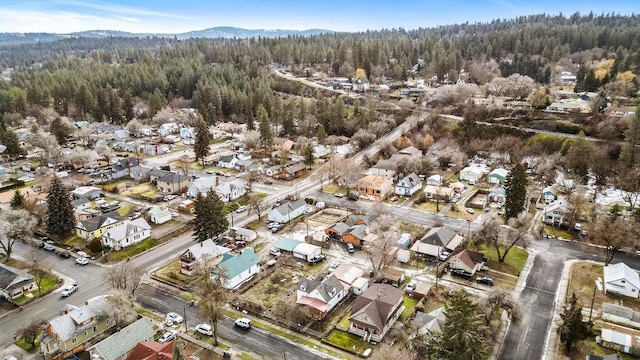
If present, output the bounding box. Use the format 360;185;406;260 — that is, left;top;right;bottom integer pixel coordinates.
184;239;232;262
112;157;139;172
158;172;192;184
298;274;344;302
147;168;171;178
419;227;457;247
272;199;307;217
78;211;122;232
602;302;640;323
89;317;155;360
399;173;421;187
49;296;111;342
0;263;34;292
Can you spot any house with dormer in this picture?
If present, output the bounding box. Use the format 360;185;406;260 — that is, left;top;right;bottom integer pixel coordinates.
0;263;36;301
543;199;572;226
214;178;247;202
76;211;123;240
180;239;232;275
101;218;151;251
348;283;405;342
41;296;115;358
156;172;192;194
411;226;464;259
110;157;139;180
395;173;422;197
296;274;347;319
187;177;220;198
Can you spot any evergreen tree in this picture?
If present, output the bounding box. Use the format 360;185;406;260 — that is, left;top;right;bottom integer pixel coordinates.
50;117;71;145
148;88;165;117
10;190;25;209
428;289;490;360
504;163;527;219
557;293;592;355
122;90;134;122
46;176;76;238
621;106;640;167
193;115;212;166
192;192;228;242
0;127;23;156
281;111;296;137
303;144;315;167
316;124;327;145
257;104;273;147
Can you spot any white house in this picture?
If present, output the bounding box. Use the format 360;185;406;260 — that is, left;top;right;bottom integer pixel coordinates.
231;227;258;242
149;207;172;225
217;156;238;169
460;166;486;183
543;199;572;225
297;274;347;319
488;168;509;185
426;174;443;186
447;250;486;276
215;248;261;289
72;186;103;200
158;122;178;136
187;176;220;198
215;179;247;202
411;227;464;258
395;173;422;197
180;239;232;275
292;243;322;261
268;199;308;223
604;263;640;298
101;218;151;251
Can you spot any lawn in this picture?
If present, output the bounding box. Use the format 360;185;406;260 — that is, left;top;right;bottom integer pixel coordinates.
544;225;575;240
116;204;133;216
474;243;529;276
154;260;192;286
15;338;40;352
101;179;130;193
325;330;368;354
322;184;340;194
105;238;159;262
62;235;84;249
400;295;419;321
135;307;164;322
336;310;352;331
38;275;60;294
446;206;477;221
415;201;440;213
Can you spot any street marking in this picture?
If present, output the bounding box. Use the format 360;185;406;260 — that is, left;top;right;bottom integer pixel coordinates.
33;308;46;316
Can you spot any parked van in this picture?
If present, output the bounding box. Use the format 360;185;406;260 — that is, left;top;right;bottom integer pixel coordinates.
234;318;252;329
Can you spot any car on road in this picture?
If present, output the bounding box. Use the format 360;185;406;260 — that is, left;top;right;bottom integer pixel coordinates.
333;192;344;198
476;276;494;286
158;330;178;344
195;323;212;336
163;195;178;202
269;248;281;257
166;312;184;324
405;280;417;293
450;269;472;280
61;283;79;297
75;257;89;266
235;205;248;213
57;250;71;258
465;208;475;214
215;171;226;176
308;255;326;265
234;318;252;329
43;243;55;252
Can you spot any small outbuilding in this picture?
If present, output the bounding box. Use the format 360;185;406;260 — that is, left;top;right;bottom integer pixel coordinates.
292;242;322;261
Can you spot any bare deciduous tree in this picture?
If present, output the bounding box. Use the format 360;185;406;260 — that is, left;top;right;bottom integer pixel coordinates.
588;213;638;265
0;210;38;261
473;214;530;263
28;253;51;295
126;119;144;136
16;318;45;348
195;265;229;346
248;194;268;221
66;149;97;169
104;262;146;299
482;289;521;327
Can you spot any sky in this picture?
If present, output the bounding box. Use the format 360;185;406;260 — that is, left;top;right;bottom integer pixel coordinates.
0;0;638;34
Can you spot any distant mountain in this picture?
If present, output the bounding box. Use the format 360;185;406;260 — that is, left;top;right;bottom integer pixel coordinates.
0;26;333;46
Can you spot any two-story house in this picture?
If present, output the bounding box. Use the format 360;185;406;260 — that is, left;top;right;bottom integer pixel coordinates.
76;211;123;240
110;158;139;180
215;179;247;202
101;218;151;251
395;173;422;197
357;175;394;201
543;199;572;226
156;172;193;194
348;283;405;342
214;248;261;290
296;274;347;320
187;177;220;198
41;296;115;359
179;239;231;275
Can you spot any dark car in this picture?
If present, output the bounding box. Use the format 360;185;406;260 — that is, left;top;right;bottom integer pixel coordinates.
449;269;472;280
476;276;494;286
57;250;72;258
308;255;326;265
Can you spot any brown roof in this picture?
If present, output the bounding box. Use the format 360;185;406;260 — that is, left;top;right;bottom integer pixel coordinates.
282;162;306;174
350;283;404;332
379;266;404;282
126;341;174;360
449;249;485;269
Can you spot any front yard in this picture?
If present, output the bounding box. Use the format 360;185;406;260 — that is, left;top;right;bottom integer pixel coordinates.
473;243;529;277
325;330;369;354
104;238;159;262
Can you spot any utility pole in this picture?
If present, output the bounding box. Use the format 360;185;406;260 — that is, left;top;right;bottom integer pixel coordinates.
183;305;187;333
589;279;597;322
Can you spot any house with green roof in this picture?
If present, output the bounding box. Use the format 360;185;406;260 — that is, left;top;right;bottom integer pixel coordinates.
214;248;260;289
87;317;155;360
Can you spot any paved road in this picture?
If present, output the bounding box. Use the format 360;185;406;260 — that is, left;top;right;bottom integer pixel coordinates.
136;284;332;360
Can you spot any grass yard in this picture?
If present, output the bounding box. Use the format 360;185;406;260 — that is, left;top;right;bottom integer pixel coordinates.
400;295;419;321
116;204;133;216
322;184;340;194
446;206;477;221
101;179;130;193
544;225;575;240
473;243;529;276
105;238;159;262
154;260;192;286
15;338;39;352
38;275;60;294
336;311;352;331
135;307;164;322
415;201;440;213
62;235;84;249
246;221;262;230
325;330;368;354
121;182;156;198
237;352;261;360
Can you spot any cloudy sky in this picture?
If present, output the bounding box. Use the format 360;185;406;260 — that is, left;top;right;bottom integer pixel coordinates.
0;0;638;33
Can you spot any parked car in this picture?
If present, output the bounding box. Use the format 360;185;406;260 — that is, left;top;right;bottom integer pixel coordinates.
405;280;417;293
267;222;282;230
43;244;55;252
476;276;494;286
346;243;355;253
77;251;89;258
235;205;248;213
269;248;281;257
166;312;184;324
234;318;252;329
439;250;451;261
61;283;79;297
163;195;178;202
333;192;344;198
195;323;213;336
271;224;284;233
465;208;475;214
308;255;326;265
158;330;178;344
266;259;277;267
75;257;89;266
450;269;472;280
57;250;71;258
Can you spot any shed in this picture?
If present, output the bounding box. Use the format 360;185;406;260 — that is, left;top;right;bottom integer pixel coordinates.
273;237;301;252
232;227;257;242
352;277;369;295
488;168;509;185
292;243;322;261
411;282;430;300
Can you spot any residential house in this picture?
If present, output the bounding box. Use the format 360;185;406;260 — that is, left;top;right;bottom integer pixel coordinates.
129;166;152;182
268;199;308;223
447;249;486;276
332;264;366;291
277;162;307;181
141;144;170;156
273;237;301;254
71;186;103;200
259;164;280;177
180;239;232;275
546;99;591;113
395;173;422;197
411;227;464;258
489;186;506;205
459;166;486;183
369;159;397;178
110;158;139;180
488;168;509;185
156;172;192;194
272;137;295;152
415;307;445;336
0;263;36;300
542;186;557;203
217;156;238;169
230;227;257;242
101;218;151;251
357;175;394;201
449;181;465;193
344;214;377;226
148;207;172;225
158;122;178;136
601;302;640;354
543;199;572;226
426;174;443;186
313;145;330;158
604;263;640;298
214;248;261;289
378;266;405;287
215;178;247;202
297;274;347;319
234;159;256;172
72;198;91;211
76;211;123;240
354;77;370;92
87;317;155;360
292;243;322;261
147;168;171;182
41;296;115;358
348;283;405;342
390;146;422;162
423;185;454;201
126;341;174;360
113;130;129;142
187;176;220;198
324;222;370;247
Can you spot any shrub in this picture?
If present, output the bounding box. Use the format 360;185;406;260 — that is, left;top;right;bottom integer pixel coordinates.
87;238;104;253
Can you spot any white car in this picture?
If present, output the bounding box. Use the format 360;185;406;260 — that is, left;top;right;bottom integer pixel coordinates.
195;323;212;336
166;312;184;324
158;330;178;344
269;247;281;257
405;281;417;293
465;208;475;214
75;257;89;265
235;205;248;213
234;318;252;329
61;283;79;297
